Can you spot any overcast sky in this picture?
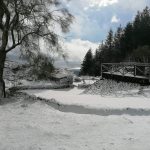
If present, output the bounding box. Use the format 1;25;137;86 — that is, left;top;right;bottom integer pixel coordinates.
55;0;150;68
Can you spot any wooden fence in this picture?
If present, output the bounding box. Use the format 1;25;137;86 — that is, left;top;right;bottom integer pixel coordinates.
101;63;150;84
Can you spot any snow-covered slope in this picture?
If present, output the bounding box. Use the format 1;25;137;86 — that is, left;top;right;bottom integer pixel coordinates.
1;93;150;150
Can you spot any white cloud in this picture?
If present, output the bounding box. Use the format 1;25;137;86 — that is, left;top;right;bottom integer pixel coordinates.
88;0;118;8
64;39;99;61
118;0;148;11
85;0;148;11
64;0;119;12
54;39;99;68
111;15;120;23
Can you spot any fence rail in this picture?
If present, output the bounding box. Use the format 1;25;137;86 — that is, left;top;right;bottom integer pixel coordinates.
101;63;150;84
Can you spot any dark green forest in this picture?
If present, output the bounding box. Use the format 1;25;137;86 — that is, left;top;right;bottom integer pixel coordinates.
80;6;150;76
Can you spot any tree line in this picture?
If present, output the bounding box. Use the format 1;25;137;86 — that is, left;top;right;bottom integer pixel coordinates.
80;6;150;76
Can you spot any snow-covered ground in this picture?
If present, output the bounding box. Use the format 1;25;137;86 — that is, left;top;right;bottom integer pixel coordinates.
1;79;150;149
24;82;150;116
1;94;150;150
74;80;96;87
14;80;57;89
25;87;150;109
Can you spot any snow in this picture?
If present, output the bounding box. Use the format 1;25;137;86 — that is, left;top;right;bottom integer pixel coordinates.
23;86;150;117
20;80;54;87
1;94;150;150
1;79;150;149
8;80;71;90
22;79;150;116
74;77;98;86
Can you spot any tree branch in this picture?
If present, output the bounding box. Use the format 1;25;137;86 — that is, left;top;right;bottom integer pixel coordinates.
0;0;10;29
5;31;36;53
11;29;15;45
6;30;57;53
0;3;4;30
0;23;4;30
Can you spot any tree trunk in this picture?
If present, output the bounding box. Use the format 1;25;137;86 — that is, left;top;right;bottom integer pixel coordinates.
0;51;6;98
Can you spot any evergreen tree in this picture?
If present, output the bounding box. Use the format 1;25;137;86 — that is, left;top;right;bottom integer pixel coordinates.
123;23;134;54
133;7;150;47
101;29;114;63
105;29;114;50
112;26;123;62
132;45;150;63
80;49;94;76
93;47;102;76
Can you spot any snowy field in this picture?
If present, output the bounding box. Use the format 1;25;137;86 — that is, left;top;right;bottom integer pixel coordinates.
1;93;150;150
1;79;150;149
24;79;150;116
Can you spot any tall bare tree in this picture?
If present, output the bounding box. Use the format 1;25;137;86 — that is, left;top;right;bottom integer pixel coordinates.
0;0;73;97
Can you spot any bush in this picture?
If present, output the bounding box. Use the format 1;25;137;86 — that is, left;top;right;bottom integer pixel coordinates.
74;77;81;82
30;54;54;80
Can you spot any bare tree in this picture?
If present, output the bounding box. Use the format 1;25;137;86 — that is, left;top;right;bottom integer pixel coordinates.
0;0;73;97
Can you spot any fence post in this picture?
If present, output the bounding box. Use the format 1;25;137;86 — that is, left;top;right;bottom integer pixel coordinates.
134;65;136;77
101;64;103;79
